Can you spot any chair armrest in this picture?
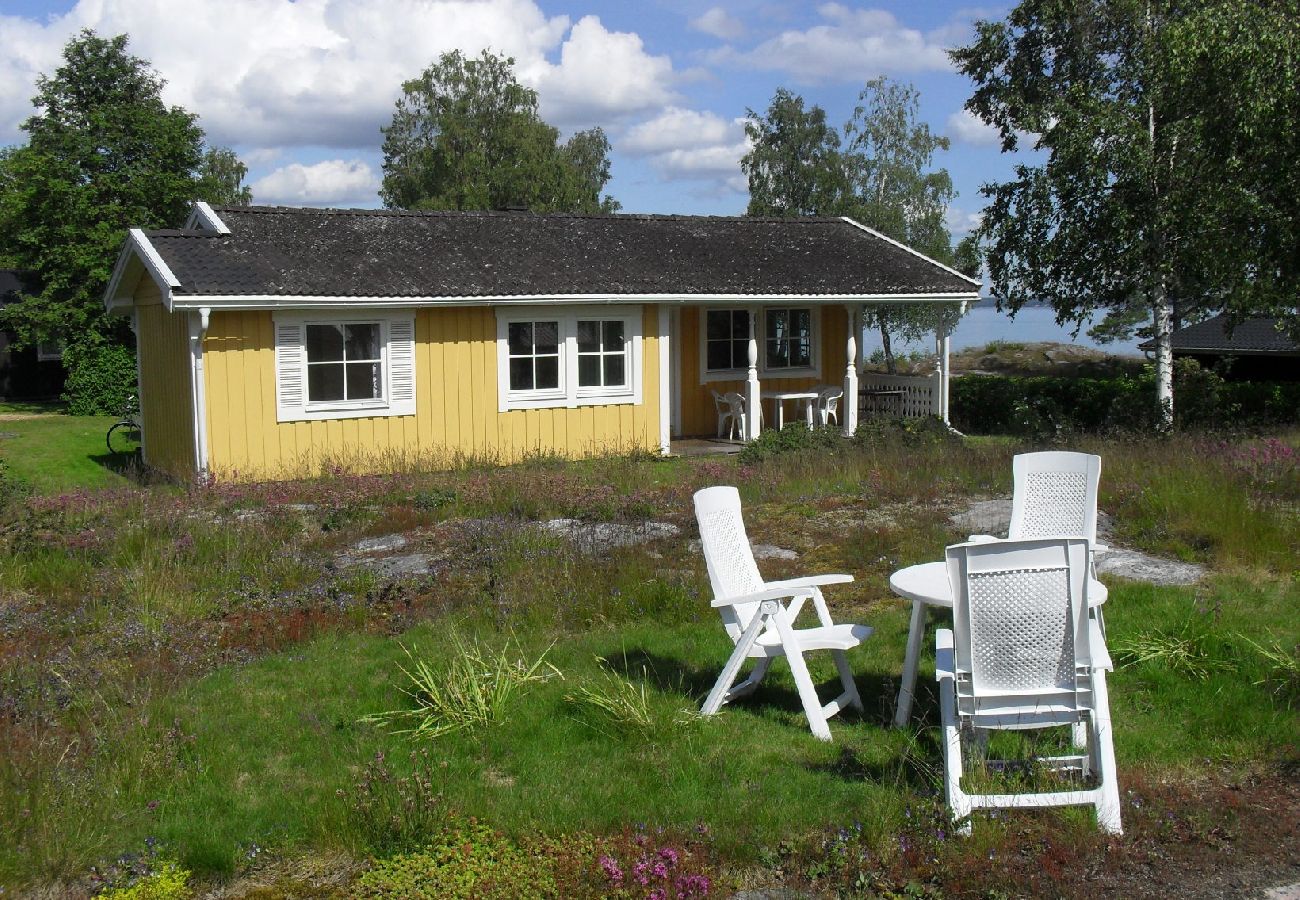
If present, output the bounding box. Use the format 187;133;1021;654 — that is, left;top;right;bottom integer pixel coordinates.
967;534;1001;544
935;628;955;682
710;584;816;608
762;574;853;592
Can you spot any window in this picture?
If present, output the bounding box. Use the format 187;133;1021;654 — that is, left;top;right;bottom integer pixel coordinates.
496;306;642;411
273;311;416;422
765;308;813;370
705;309;750;372
36;339;64;361
699;306;819;382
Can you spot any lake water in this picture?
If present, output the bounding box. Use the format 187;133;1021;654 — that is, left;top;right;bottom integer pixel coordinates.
862;301;1145;357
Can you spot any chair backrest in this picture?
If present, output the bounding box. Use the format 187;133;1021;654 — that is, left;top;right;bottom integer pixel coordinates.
693;486;765;642
946;537;1095;709
1008;452;1101;543
711;389;726;413
818;384;842;409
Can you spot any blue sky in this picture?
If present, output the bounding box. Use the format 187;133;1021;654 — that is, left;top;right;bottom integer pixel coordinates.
0;1;1022;236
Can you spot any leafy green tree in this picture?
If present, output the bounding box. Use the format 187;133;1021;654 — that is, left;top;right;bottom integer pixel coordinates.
741;82;970;373
380;49;618;213
741;88;849;217
951;0;1300;427
844;78;965;373
197;146;253;206
0;30;252;412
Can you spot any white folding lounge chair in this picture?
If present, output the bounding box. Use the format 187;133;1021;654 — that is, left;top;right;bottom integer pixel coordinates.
936;537;1122;834
693;486;871;741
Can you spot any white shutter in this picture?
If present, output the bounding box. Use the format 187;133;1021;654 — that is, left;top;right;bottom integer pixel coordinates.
387;315;417;416
274;319;306;422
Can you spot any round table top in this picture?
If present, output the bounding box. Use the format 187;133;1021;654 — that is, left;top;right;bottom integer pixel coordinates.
889;560;1108;608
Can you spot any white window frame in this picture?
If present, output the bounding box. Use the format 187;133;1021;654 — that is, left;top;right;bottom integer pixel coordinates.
698;305;821;383
36;339;65;361
273;310;417;422
496;305;643;411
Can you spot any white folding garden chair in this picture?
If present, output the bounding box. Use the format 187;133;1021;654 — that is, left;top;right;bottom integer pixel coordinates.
936;537;1122;834
693;486;871;741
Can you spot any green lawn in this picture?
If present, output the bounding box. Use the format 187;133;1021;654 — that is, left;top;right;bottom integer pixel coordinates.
1;427;1297;895
0;403;137;493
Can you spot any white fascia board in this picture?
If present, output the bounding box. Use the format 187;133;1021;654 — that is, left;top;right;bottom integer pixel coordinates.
186;201;231;235
839;217;984;288
102;240;141;313
167;291;979;311
104;229;184;313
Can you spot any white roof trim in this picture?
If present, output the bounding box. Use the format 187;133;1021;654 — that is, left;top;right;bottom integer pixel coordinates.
187;201;231;235
103;229;182;313
839;216;983;288
166;291;979;311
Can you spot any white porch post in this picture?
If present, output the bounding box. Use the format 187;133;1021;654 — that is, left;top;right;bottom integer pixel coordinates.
843;304;859;436
745;307;761;439
657;305;671;455
936;315;952;423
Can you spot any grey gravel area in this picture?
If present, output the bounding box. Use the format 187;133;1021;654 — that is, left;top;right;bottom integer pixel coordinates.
949;497;1206;587
687;539;799;560
539;518;681;552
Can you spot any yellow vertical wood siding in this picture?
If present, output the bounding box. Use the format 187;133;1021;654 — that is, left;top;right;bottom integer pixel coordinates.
677;306;849;437
201;306;663;481
134;292;196;478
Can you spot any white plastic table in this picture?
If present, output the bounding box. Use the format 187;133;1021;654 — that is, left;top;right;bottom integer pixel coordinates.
890;560;1109;728
761;389;819;429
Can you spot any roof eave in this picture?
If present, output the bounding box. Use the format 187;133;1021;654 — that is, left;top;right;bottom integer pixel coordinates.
839;217;983;289
103;229;183;314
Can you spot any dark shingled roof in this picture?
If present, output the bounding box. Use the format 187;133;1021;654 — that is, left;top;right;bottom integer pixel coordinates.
1141;315;1300;355
143;206;977;299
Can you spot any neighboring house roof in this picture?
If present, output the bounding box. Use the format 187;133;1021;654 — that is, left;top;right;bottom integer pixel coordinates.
1140;315;1300;356
105;204;980;311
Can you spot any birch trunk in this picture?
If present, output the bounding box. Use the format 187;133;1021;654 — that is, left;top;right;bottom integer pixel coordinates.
1153;276;1174;430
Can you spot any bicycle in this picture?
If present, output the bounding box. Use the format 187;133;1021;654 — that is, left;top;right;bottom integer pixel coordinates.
106;396;142;456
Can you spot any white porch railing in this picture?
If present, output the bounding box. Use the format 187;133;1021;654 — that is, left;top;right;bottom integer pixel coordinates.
859;372;942;419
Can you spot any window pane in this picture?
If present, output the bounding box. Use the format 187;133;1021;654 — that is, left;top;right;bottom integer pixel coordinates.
792;308;812;337
308;362;345;401
792;338;811;367
346;362;381;400
731;310;750;338
509;357;534;391
535;355;559;389
706;310;730;341
603;354;625;387
706;341;732;371
508;322;533;355
578;354;601;386
306;324;344;363
345;323;380;360
534;321;559;354
602;320;624;347
732;339;748;368
767;309;788;339
767;339;790;368
577;320;600;353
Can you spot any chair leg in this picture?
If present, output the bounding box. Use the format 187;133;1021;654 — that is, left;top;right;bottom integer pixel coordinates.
1090;672;1123;835
728;657;772;699
938;666;972;834
832;649;863;712
702;610;767;716
784;644;832;741
894;599;930;728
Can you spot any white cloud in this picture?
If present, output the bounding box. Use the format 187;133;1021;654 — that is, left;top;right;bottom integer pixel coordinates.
250;158;380;207
946;205;982;237
946;108;1001;147
535;16;676;125
0;1;678;150
623;107;739;156
709;3;953;82
620;107;750;188
690;7;746;41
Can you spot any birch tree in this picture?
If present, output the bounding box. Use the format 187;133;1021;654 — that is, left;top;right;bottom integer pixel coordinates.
952;0;1300;429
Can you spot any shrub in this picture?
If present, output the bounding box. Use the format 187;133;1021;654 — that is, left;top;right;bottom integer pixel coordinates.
61;338;137;416
736;422;844;463
355;820;556;899
98;860;192;899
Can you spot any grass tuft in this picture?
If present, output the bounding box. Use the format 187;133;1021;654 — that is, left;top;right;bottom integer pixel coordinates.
364;634;562;739
563;658;702;740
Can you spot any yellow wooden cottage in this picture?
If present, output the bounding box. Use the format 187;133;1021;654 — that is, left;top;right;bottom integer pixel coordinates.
104;202;979;482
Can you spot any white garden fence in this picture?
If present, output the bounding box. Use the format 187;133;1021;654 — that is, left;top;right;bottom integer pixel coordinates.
859;372;942;419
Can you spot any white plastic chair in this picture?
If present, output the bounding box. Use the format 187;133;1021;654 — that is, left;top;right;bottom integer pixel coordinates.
711;389;747;440
693;486;872;741
816;385;843;427
936;537;1121;834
